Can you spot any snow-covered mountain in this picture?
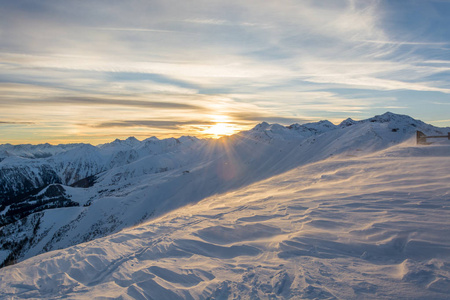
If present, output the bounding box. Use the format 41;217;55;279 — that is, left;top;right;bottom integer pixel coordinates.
0;112;449;282
0;114;449;299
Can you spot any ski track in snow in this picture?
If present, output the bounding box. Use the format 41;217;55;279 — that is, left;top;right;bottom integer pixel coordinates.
0;142;449;299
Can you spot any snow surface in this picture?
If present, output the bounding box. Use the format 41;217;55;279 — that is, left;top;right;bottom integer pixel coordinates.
0;112;449;299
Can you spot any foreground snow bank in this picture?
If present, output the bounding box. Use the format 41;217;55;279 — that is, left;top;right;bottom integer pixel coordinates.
1;142;449;299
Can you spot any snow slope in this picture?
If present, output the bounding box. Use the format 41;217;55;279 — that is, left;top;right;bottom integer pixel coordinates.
0;140;449;299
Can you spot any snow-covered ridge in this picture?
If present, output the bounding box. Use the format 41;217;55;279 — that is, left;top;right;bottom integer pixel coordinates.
0;112;449;269
0;135;203;196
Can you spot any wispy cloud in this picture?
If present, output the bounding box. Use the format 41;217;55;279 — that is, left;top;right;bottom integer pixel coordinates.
0;83;204;110
45;96;201;110
358;40;450;46
227;112;311;125
0;121;35;125
95;27;178;33
184;18;269;28
91;119;215;129
184;18;228;25
303;75;450;94
431;119;450;124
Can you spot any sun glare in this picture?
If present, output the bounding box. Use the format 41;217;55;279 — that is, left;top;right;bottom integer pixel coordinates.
204;122;238;138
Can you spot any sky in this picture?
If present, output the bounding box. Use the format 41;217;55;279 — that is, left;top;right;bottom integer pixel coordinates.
0;0;449;144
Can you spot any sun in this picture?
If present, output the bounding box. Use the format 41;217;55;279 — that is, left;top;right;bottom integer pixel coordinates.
204;122;238;138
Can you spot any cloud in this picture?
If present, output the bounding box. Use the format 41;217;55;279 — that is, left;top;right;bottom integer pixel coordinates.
431;119;450;124
0;83;204;109
91;119;215;129
358;40;449;46
0;121;35;125
303;75;450;94
95;27;178;33
47;96;202;110
0;53;293;81
184;18;269;28
227;90;392;115
184;18;228;25
228;112;311;125
297;59;450;93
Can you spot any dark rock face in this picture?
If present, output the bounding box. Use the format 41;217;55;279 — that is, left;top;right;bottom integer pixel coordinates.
0;184;78;227
0;164;61;207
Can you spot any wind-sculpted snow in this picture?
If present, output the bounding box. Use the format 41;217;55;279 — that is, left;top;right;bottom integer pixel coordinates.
0;112;449;269
0;142;449;299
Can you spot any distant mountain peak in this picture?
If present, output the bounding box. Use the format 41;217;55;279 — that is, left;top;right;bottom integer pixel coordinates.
143;136;160;142
365;112;426;127
339;118;356;127
252;122;270;131
125;136;139;142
